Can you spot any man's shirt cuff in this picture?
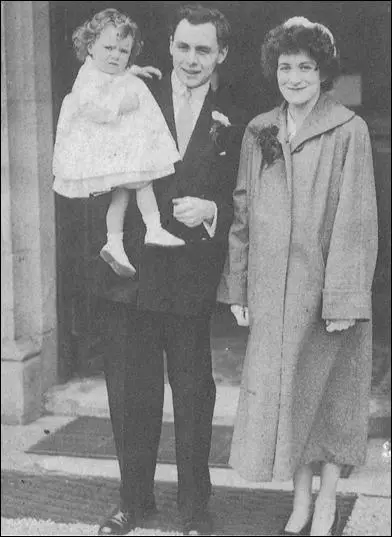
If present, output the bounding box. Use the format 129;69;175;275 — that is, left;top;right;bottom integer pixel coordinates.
203;202;218;237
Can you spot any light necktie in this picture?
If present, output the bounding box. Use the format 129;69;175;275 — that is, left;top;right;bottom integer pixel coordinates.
176;89;194;157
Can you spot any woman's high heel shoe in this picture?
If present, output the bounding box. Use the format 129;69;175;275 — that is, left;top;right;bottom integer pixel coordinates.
282;516;313;536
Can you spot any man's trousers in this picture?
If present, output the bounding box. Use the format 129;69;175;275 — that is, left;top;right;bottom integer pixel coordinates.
100;300;216;519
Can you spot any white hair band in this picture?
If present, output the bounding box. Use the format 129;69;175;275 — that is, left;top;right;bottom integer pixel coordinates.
284;16;337;57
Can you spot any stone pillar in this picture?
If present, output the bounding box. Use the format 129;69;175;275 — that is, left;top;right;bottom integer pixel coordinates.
1;1;57;424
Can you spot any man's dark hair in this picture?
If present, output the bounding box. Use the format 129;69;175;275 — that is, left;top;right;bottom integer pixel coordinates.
169;3;231;50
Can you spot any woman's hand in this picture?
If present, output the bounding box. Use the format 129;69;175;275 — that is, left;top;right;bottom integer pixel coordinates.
130;65;162;80
326;319;356;332
231;304;249;327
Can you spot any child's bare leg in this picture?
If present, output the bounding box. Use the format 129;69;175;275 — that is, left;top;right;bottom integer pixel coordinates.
106;187;129;233
100;188;136;278
136;182;185;247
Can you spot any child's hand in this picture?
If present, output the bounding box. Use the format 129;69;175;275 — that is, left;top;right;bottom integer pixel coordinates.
326;319;356;332
130;65;162;80
119;92;140;115
231;304;249;327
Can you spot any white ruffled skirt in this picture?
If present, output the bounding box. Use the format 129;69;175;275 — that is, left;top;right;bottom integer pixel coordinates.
52;92;180;198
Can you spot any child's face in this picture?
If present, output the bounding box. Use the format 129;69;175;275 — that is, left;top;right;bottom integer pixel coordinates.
277;51;322;108
88;24;133;75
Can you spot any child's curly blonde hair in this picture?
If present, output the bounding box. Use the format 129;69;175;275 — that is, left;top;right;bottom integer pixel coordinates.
72;8;143;66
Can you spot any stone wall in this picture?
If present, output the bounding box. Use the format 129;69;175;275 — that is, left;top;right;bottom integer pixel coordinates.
1;1;57;424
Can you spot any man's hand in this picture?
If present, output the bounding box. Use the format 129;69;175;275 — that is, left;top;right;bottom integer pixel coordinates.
326;319;356;332
231;304;249;327
173;197;215;228
130;65;162;80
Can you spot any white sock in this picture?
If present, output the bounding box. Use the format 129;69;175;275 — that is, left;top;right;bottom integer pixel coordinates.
136;184;162;234
106;232;124;246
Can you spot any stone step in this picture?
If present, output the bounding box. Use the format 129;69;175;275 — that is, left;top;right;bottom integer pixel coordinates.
44;377;391;437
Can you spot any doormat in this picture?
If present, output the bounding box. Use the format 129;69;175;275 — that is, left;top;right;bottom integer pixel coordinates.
1;470;357;536
26;416;353;477
26;416;232;468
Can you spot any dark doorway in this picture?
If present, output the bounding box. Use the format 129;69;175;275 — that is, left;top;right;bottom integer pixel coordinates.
50;1;390;383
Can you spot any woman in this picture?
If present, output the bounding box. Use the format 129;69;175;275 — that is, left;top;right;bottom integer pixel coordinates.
218;16;378;537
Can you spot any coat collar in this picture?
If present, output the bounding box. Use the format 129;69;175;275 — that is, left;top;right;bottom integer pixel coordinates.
278;93;355;153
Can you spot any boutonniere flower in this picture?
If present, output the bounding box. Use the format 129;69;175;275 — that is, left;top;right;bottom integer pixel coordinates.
249;124;283;167
211;110;231;127
210;110;231;150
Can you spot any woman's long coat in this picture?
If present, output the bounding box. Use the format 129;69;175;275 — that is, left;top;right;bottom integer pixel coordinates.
218;93;378;481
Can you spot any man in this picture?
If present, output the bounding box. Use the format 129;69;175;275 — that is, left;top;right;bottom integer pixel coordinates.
92;4;246;536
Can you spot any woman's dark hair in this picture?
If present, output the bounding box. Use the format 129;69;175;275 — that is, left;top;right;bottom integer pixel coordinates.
261;21;340;92
169;3;231;51
72;8;143;66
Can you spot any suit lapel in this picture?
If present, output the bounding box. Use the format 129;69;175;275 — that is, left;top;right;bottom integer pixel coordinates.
153;78;216;199
152;76;214;161
154;75;177;144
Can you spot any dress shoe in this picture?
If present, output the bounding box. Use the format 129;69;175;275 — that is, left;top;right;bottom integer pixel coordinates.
281;516;312;536
97;506;136;536
182;510;214;536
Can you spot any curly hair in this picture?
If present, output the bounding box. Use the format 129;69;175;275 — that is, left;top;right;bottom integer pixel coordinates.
169;3;231;51
72;8;143;66
261;20;340;92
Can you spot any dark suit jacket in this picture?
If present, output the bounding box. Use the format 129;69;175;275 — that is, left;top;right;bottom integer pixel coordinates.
88;74;247;317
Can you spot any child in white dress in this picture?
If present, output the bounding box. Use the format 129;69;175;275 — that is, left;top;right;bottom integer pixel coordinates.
53;8;183;278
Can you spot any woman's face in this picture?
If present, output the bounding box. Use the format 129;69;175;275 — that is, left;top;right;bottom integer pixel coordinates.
277;51;321;107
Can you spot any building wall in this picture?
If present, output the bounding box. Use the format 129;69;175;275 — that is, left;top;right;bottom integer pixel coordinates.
1;1;57;424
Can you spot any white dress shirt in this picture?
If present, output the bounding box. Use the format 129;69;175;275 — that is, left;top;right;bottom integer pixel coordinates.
172;71;210;131
171;71;218;238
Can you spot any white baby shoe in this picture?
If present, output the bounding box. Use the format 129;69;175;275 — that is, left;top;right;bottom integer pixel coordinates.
100;242;136;278
145;228;185;248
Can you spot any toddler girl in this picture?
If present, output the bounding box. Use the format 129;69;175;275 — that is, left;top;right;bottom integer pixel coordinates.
53;8;183;278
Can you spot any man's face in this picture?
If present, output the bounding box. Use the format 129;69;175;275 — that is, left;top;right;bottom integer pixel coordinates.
170;19;227;89
88;24;133;75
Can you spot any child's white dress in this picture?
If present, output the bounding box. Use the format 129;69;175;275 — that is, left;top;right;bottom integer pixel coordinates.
53;57;180;198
